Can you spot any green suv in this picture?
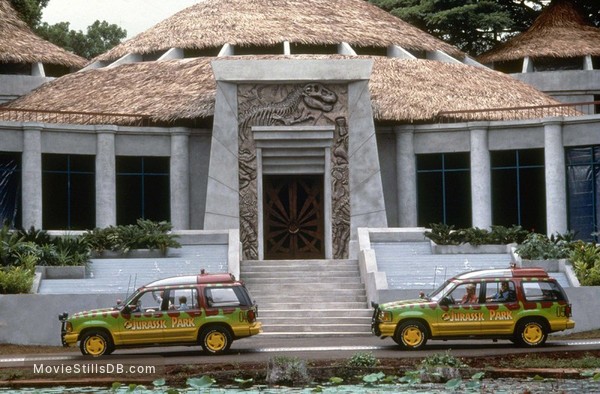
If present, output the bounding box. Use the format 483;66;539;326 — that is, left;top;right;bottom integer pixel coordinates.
59;272;262;356
372;267;574;350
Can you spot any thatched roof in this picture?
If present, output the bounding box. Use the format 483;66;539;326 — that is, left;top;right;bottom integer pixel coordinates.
0;0;85;67
4;55;565;124
93;0;463;63
478;0;600;64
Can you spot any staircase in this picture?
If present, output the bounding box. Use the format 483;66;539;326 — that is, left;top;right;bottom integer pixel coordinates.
241;259;372;337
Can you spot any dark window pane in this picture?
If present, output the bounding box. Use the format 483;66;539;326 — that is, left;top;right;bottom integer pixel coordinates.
444;153;469;170
519;167;546;233
445;170;471;227
417;172;443;226
518;149;544;167
69;173;95;230
416;154;441;171
144;175;170;221
491;150;516;168
492;168;519;226
117;175;142;225
143;157;169;174
0;153;21;228
116;157;142;173
43;173;69;229
42;154;67;171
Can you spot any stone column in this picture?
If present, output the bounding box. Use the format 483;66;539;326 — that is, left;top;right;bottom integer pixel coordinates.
544;119;567;236
95;125;117;228
21;124;43;229
170;128;190;230
470;123;492;229
395;126;417;227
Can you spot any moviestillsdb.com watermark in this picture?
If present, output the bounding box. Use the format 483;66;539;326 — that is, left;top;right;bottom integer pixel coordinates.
34;363;157;375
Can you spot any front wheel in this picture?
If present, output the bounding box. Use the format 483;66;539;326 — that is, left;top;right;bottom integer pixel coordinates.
80;330;114;356
393;320;428;350
514;319;547;347
199;326;232;355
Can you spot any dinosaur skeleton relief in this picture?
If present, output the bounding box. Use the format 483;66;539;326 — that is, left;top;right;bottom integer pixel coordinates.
237;83;350;260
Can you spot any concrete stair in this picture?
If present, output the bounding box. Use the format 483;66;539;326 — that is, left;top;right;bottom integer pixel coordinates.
241;259;372;337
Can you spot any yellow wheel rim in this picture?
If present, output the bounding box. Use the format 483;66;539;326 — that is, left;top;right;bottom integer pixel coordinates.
402;327;423;347
206;331;226;352
523;323;543;345
85;336;106;356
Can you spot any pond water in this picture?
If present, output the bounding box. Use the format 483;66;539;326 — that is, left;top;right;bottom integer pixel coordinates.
2;378;598;394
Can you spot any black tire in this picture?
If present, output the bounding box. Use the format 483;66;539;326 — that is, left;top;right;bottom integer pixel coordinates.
393;320;428;350
199;326;232;355
513;319;547;347
80;330;114;356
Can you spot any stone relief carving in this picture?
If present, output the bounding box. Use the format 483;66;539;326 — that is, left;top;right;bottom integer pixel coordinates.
237;83;350;260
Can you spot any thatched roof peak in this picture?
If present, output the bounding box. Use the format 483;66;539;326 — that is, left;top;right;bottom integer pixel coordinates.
0;0;86;67
93;0;463;63
478;0;600;64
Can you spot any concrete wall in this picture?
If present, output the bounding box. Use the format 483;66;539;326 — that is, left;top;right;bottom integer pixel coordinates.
0;293;125;346
513;70;600;108
0;75;54;104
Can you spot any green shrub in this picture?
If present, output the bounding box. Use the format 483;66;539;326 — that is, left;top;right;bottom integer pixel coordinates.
515;232;570;260
424;223;461;245
82;220;180;254
570;241;600;286
0;266;34;294
266;356;311;386
346;352;380;368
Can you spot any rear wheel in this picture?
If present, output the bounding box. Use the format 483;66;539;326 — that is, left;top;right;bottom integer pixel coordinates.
394;320;428;350
514;319;547;347
80;330;114;356
199;326;232;355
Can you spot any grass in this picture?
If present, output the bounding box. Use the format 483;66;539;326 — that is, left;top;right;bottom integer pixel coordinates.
496;353;600;369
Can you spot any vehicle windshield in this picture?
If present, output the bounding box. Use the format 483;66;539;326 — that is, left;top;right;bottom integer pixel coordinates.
427;280;456;303
118;289;142;309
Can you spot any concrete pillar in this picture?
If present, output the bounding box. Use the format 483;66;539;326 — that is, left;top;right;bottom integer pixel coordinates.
395;126;417;227
21;124;43;229
470;124;492;229
95;126;117;228
544;119;568;236
170;128;190;230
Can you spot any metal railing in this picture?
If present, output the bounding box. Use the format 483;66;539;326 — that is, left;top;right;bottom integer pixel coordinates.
435;101;599;123
0;107;152;126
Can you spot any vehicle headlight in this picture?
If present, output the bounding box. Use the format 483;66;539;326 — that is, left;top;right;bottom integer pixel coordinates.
378;311;392;322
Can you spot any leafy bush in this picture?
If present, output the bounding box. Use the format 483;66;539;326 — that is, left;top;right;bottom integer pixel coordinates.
425;223;529;245
424;223;461;245
515;232;571;260
82;219;180;254
0;266;34;294
266;356;311;386
346;352;380;368
570;241;600;286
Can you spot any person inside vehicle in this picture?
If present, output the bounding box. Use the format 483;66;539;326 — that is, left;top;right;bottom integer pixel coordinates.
178;295;189;310
488;281;514;302
461;284;478;304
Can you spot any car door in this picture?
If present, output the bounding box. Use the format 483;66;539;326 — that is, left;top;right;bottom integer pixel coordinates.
116;289;169;345
435;282;483;336
161;287;201;343
480;280;519;335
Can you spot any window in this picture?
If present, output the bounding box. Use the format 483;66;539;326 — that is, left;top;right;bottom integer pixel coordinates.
485;281;516;303
566;146;600;241
0;153;21;228
522;281;565;302
416;153;471;227
42;154;95;230
448;283;480;305
169;288;198;311
205;287;247;308
116;156;169;225
491;149;545;233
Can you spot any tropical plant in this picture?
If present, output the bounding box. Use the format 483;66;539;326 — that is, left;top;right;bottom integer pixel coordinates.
266;356;311;386
488;225;529;244
515;232;571;260
570;240;600;286
346;352;380;368
424;223;461;245
0;265;34;294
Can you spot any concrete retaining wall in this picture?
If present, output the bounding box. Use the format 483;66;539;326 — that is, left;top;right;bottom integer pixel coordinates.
0;293;125;346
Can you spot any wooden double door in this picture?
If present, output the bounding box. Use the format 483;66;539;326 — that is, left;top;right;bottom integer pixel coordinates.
263;175;324;259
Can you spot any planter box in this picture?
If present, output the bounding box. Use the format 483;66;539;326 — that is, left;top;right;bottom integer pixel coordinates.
432;242;512;254
92;249;168;259
39;266;86;279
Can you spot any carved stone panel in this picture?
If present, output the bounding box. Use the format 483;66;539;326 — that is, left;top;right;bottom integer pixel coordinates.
237;83;350;260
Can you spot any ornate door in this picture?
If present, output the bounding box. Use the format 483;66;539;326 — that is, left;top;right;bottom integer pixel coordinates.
263;175;324;259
